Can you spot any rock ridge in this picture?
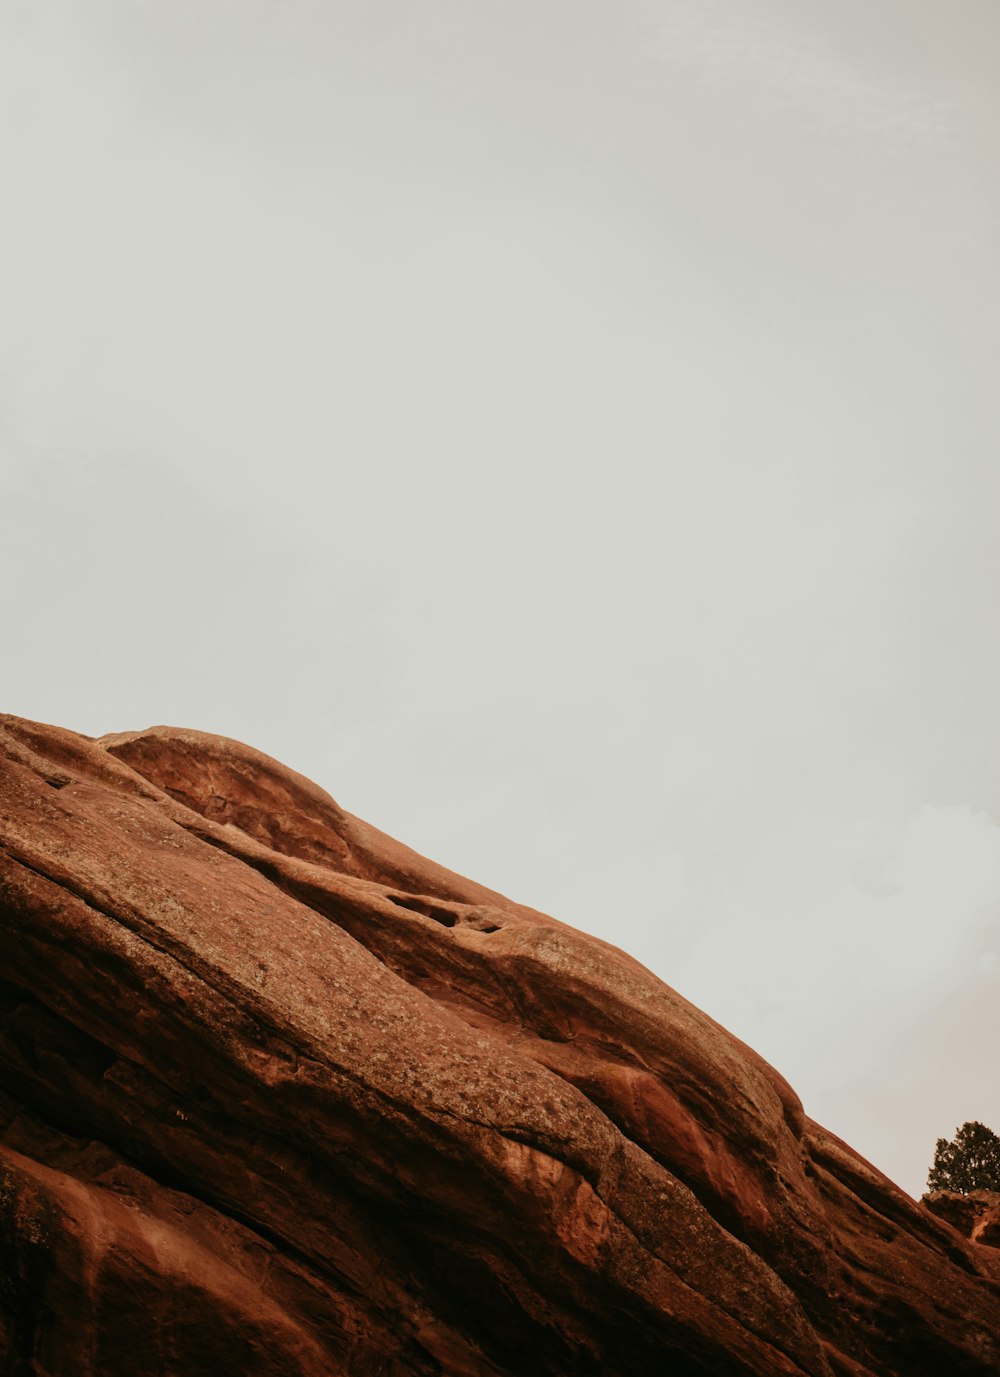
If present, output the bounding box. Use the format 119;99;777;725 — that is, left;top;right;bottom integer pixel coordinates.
0;715;997;1376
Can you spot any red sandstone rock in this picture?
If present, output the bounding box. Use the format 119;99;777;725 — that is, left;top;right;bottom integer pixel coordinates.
0;714;997;1376
923;1191;1000;1250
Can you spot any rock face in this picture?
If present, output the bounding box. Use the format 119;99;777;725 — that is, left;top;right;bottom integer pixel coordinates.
0;715;997;1377
923;1191;1000;1250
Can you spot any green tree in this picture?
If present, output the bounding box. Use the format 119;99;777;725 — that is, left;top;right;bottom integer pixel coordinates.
927;1121;1000;1193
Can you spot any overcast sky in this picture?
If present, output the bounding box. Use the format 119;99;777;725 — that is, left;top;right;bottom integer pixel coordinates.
2;0;999;1198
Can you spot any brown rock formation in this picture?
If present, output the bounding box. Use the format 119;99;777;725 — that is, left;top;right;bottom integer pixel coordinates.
923;1191;1000;1250
0;714;997;1376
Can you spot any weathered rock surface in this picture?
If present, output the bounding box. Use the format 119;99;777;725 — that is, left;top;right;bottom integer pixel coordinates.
0;714;997;1376
923;1191;1000;1250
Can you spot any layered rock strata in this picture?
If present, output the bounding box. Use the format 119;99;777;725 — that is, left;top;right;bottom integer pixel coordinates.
0;715;997;1376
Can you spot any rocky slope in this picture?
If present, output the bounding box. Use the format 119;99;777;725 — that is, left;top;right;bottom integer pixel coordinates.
924;1191;1000;1250
0;714;997;1376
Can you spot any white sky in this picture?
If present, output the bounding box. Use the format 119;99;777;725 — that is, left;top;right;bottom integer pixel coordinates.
2;0;998;1198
